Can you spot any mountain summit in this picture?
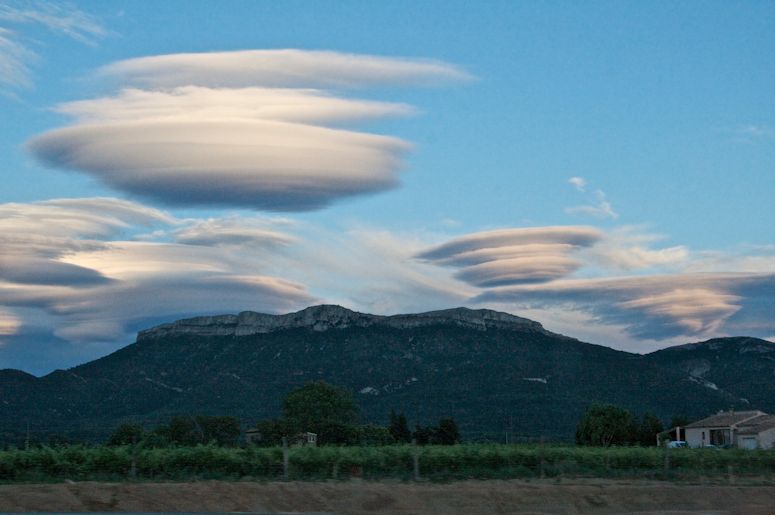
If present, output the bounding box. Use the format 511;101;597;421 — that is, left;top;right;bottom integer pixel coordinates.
1;305;773;444
137;304;545;341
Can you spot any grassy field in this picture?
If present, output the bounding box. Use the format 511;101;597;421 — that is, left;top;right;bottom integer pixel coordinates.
1;443;775;483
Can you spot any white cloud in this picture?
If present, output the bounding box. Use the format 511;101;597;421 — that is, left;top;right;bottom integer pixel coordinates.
0;1;105;92
416;226;603;287
0;197;314;343
475;272;775;340
568;176;586;192
0;27;35;91
29;50;467;211
566;189;618;219
582;226;689;271
734;124;775;142
0;1;106;44
0;309;21;336
419;224;775;342
54;86;417;125
98;49;471;89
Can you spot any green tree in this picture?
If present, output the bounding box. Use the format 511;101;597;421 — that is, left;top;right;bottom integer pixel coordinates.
669;415;690;429
107;423;146;446
196;416;241;446
251;419;290;447
637;413;664;446
155;416;202;446
281;381;359;445
437;417;461;445
413;424;433;445
575;403;637;447
357;424;394;446
389;410;412;443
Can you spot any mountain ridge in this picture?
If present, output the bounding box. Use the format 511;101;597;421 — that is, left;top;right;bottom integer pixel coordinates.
136;304;547;341
1;305;773;444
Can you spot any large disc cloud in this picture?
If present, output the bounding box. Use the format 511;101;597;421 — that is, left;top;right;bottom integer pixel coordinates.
27;50;468;211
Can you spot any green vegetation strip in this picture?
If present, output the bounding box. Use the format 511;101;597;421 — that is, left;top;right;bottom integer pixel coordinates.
2;444;775;483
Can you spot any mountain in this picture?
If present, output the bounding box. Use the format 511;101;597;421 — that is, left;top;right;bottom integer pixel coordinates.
647;337;775;411
1;305;773;443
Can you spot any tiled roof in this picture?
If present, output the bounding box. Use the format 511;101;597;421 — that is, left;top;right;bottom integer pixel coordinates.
685;410;765;428
736;415;775;435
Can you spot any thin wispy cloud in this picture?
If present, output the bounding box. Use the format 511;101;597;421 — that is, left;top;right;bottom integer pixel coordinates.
0;1;106;44
29;50;468;211
565;177;618;220
0;0;106;93
733;124;775;143
568;176;586;192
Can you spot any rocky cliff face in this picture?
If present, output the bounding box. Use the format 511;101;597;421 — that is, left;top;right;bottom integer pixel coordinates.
137;304;545;341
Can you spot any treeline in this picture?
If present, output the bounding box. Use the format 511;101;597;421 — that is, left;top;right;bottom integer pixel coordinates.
252;381;460;446
576;403;685;447
108;415;241;447
100;381;459;449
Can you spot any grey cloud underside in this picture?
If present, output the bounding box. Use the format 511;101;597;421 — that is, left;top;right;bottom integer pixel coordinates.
417;227;603;287
454;255;582;287
29;120;408;211
0;198;315;343
0;259;112;286
476;273;775;340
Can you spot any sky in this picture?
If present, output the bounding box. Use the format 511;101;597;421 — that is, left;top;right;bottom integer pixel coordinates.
1;0;774;375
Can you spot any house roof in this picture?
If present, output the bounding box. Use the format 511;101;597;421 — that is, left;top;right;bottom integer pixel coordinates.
736;415;775;435
685;410;766;428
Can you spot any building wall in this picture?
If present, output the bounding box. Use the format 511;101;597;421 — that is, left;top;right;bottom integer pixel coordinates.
685;427;707;448
757;428;775;449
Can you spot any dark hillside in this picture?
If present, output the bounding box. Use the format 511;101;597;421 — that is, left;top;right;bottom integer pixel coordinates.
0;306;765;443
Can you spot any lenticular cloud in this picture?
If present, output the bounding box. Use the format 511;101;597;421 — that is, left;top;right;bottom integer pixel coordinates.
28;50;468;211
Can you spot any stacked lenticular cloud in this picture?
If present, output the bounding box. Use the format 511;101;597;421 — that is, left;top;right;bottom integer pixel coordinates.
28;50;469;211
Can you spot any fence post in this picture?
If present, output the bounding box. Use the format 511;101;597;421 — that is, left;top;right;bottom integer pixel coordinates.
663;451;670;477
130;434;137;480
727;465;735;485
539;436;546;479
412;438;420;481
282;437;289;481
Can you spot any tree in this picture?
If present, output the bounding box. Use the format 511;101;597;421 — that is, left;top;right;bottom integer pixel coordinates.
357;424;394;446
437;417;461;445
413;424;433;445
155;416;201;446
575;403;637;447
670;415;690;429
637;413;664;446
107;423;146;446
196;416;241;446
389;410;412;443
281;381;359;444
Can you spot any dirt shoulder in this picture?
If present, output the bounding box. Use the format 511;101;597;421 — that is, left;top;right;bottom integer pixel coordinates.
1;479;775;514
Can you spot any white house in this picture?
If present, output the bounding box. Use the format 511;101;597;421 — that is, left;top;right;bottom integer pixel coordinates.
684;410;775;449
735;415;775;450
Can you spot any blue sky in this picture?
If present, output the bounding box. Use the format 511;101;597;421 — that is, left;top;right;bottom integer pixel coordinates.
1;0;774;374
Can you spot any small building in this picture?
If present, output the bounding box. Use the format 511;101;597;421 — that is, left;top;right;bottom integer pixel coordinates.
735;415;775;450
684;410;768;448
291;431;317;447
245;428;262;444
